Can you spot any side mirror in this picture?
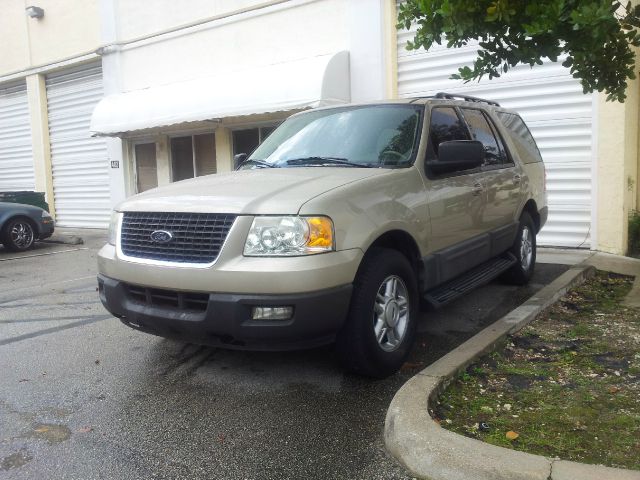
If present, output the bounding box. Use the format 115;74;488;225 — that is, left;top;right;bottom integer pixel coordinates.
427;140;484;174
234;153;247;170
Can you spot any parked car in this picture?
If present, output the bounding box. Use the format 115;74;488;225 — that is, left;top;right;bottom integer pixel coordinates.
0;202;55;251
97;93;547;377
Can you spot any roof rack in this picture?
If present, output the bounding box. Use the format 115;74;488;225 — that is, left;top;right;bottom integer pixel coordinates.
433;92;500;107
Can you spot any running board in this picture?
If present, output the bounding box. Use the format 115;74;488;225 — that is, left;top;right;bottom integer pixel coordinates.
424;253;517;308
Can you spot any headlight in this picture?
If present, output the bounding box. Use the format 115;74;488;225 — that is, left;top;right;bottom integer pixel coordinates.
108;211;121;246
244;216;334;256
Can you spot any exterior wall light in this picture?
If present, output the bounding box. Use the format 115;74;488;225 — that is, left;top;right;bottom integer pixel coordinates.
26;6;45;19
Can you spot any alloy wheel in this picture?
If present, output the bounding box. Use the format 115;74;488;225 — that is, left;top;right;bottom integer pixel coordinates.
373;275;410;352
520;226;533;271
10;222;34;249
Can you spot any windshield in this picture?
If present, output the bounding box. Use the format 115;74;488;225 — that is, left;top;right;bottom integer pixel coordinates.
245;104;423;169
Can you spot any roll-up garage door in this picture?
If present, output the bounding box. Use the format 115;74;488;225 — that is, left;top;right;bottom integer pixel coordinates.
0;81;35;192
397;23;594;248
46;63;110;228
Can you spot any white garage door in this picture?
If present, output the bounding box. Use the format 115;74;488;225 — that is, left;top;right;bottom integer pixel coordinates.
0;81;35;192
397;26;594;248
46;63;111;228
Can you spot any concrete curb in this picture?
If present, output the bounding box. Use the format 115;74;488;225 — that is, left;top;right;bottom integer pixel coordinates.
41;234;84;246
385;265;640;480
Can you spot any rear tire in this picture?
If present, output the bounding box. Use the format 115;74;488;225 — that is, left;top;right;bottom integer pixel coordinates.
336;248;418;378
1;218;36;252
502;211;536;285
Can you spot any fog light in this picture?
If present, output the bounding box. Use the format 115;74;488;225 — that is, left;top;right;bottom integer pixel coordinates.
252;306;293;321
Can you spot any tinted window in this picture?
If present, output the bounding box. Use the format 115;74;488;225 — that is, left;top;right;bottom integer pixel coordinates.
496;112;543;164
426;107;470;160
461;109;508;166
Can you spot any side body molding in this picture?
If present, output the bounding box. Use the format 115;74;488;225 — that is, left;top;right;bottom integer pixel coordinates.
421;221;519;291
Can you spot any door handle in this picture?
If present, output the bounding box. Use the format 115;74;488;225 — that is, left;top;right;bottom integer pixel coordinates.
472;183;483;196
513;174;522;184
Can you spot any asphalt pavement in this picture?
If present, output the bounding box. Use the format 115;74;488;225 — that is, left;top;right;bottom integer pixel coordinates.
0;232;568;480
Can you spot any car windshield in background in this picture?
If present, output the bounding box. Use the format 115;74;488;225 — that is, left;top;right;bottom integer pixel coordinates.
245;105;423;169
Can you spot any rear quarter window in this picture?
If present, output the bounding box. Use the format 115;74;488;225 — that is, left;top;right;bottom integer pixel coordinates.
496;112;543;164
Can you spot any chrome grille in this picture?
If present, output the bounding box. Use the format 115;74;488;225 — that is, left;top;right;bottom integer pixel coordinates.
120;212;236;264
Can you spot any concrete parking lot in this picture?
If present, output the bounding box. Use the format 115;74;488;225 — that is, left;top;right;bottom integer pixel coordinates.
0;232;568;479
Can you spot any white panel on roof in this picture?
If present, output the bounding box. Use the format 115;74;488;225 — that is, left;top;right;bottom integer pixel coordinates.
46;63;110;228
0;81;35;192
397;21;594;248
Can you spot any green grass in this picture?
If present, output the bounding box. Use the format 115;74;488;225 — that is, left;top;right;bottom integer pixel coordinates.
436;272;640;470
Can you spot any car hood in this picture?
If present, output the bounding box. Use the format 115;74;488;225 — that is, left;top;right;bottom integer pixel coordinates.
118;167;390;215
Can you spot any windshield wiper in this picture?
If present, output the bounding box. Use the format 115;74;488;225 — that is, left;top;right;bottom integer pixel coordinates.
285;157;373;168
238;159;278;169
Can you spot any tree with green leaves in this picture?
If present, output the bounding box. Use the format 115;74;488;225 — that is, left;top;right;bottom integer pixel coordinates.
397;0;640;102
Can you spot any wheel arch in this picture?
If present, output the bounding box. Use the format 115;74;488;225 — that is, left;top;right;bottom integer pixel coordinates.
1;215;40;236
520;199;541;233
363;229;424;291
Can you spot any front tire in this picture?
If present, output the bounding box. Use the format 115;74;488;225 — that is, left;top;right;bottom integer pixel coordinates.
1;218;36;252
336;248;418;378
503;212;536;285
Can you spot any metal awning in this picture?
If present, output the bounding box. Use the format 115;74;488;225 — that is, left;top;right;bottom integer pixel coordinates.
90;51;350;136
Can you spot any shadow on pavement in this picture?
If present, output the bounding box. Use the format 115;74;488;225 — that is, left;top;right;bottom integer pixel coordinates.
103;263;570;480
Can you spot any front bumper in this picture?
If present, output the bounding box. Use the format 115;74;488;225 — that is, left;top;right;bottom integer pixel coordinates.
38;221;54;240
98;274;352;350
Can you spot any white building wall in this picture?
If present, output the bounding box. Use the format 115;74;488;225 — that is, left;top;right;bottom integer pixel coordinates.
348;0;386;101
113;0;349;92
99;0;388;201
115;0;281;41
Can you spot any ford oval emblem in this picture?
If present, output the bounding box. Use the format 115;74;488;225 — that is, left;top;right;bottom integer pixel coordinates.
150;230;173;243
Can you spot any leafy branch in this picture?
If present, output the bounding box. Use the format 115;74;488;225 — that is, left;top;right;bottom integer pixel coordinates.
397;0;640;102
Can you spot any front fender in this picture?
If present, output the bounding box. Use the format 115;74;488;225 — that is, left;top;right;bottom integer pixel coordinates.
0;208;42;235
299;167;430;255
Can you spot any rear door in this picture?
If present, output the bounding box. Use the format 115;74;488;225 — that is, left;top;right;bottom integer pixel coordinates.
459;107;522;255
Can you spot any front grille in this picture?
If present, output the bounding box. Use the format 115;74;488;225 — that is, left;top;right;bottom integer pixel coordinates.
120;212;236;264
125;284;209;312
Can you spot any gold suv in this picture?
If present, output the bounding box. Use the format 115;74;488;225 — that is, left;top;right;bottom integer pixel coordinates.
98;93;547;378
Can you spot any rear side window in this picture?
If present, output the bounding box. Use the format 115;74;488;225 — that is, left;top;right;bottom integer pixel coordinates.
426;107;470;160
460;108;509;167
496;112;543;164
